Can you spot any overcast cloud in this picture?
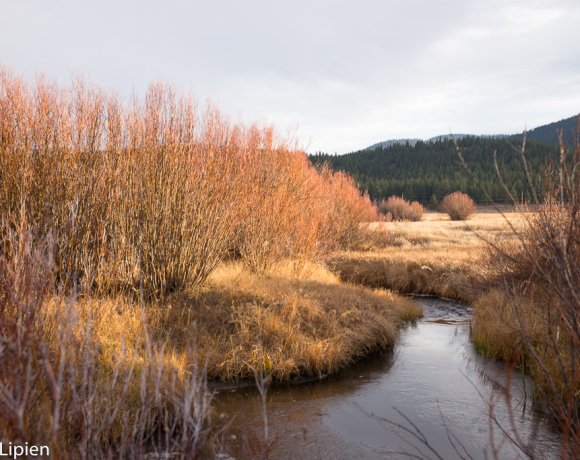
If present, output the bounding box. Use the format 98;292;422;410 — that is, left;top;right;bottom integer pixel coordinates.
1;0;579;153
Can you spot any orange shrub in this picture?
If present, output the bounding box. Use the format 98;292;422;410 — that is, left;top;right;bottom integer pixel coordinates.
377;196;423;221
439;191;477;220
322;169;377;249
237;145;336;272
0;63;376;291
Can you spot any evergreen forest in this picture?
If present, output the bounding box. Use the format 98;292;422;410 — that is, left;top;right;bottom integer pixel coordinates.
310;137;562;206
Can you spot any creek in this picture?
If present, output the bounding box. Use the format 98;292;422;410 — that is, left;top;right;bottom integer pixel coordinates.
213;297;562;459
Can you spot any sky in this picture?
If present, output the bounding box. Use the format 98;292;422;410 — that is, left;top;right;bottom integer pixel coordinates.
1;0;579;154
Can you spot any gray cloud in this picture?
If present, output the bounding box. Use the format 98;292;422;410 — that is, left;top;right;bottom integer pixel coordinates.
1;0;579;153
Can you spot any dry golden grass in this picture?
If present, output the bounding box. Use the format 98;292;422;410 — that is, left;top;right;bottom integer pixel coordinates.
331;212;521;302
2;234;421;456
470;289;526;362
148;261;421;382
0;227;215;457
39;262;420;386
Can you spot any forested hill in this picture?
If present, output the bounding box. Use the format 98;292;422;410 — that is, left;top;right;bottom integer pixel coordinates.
309;137;558;205
511;114;579;145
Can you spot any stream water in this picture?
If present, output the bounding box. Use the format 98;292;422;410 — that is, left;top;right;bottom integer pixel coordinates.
213;297;562;459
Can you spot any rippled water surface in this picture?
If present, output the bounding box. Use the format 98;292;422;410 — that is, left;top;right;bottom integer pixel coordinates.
213;297;561;459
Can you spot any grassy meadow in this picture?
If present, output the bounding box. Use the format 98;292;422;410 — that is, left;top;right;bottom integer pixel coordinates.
331;211;519;302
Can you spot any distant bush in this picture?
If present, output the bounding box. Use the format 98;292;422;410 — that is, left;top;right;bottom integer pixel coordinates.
377;196;424;222
440;191;476;220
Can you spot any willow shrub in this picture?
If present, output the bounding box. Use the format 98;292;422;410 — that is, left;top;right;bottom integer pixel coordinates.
439;191;477;220
0;64;376;295
377;196;423;222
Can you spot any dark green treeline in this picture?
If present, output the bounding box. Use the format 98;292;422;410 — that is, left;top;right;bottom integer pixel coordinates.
310;137;560;205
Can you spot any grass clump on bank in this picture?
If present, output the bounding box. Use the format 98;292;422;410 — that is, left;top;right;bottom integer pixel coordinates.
164;262;422;381
469;289;526;362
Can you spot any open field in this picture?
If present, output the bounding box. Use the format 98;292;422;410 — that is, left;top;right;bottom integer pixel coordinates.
331;212;521;302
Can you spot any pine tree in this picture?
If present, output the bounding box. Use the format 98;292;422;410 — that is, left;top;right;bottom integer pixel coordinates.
429;194;438;210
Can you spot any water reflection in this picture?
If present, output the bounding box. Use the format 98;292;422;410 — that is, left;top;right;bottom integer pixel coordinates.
213;297;561;459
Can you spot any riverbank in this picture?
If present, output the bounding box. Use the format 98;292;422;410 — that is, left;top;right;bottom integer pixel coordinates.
213;296;560;460
92;261;423;383
328;212;531;364
0;252;422;458
331;210;580;454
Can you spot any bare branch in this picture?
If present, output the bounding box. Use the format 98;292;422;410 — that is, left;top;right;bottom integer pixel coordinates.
493;150;517;205
506;130;539;204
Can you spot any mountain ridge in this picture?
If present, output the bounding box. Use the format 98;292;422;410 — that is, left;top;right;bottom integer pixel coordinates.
365;134;510;150
364;114;578;151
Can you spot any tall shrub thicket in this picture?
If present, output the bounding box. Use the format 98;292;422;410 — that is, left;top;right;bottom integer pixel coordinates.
0;65;376;293
439;191;477;220
377;196;424;222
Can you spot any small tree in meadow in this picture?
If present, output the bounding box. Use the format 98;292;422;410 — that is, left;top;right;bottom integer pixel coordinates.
439;191;476;220
429;194;438;210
